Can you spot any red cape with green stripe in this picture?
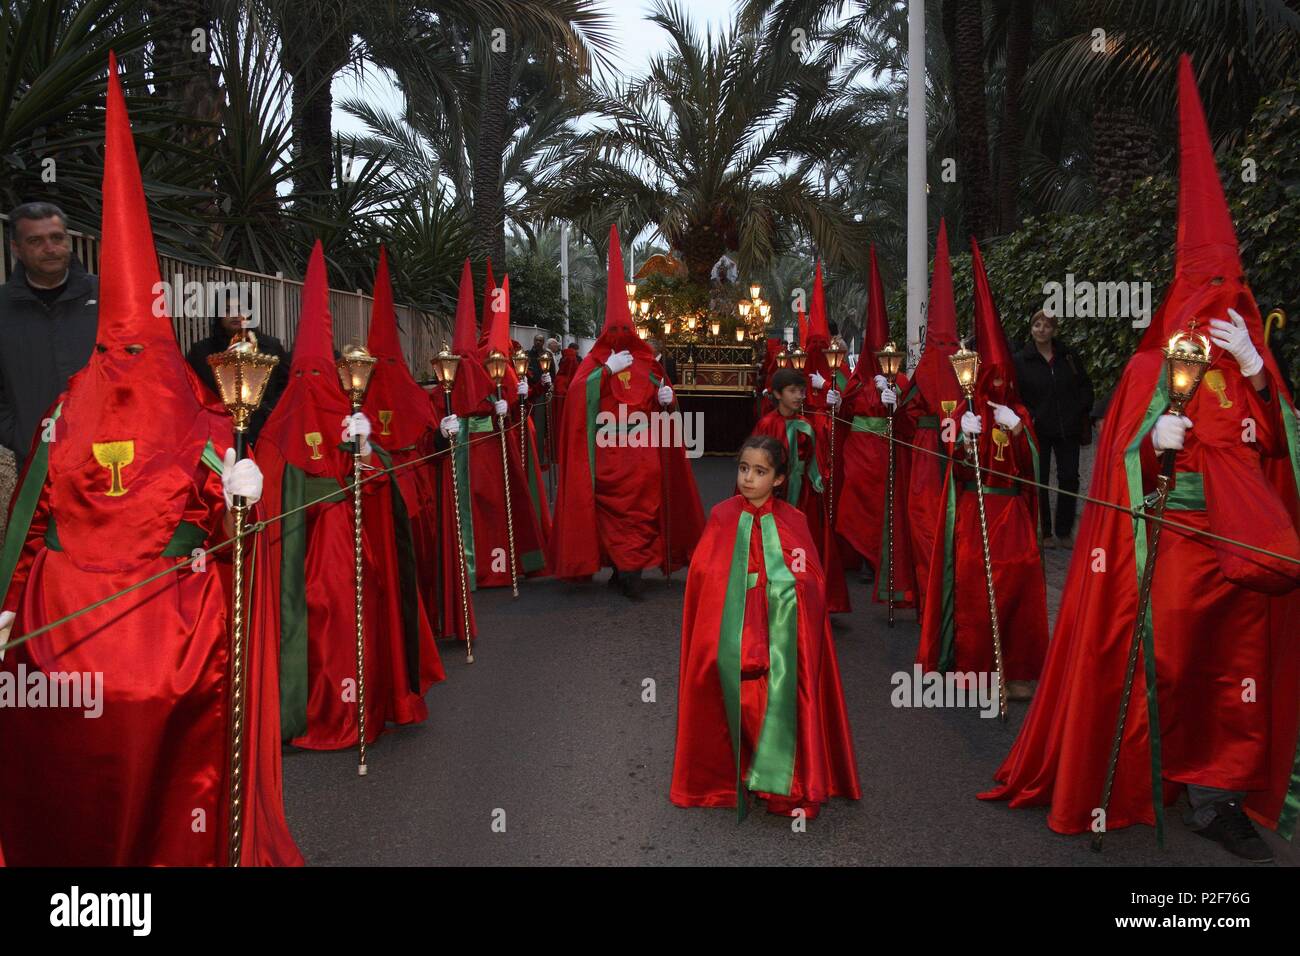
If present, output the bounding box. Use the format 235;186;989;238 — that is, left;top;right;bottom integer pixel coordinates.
981;57;1300;839
670;494;860;812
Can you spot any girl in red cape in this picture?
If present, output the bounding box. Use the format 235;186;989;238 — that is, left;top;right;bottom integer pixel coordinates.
896;221;964;610
836;245;917;609
0;55;300;865
752;369;852;613
981;58;1300;863
549;225;705;597
671;434;860;819
917;237;1047;697
254;241;443;752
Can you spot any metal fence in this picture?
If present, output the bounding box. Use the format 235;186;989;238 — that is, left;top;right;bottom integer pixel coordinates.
1;215;448;377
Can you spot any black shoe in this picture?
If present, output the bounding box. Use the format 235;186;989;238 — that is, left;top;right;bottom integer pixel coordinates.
1190;799;1274;863
621;570;645;602
606;568;622;591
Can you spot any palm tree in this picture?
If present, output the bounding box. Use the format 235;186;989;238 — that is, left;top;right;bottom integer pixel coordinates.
534;0;870;287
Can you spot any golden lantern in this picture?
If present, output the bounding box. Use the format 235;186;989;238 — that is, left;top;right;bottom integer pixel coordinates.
949;346;981;397
663;320;673;335
824;340;847;373
638;326;649;339
625;282;637;300
512;347;530;378
207;331;280;436
687;315;698;332
1163;326;1212;414
639;299;651;316
431;341;462;389
789;346;807;371
484;348;509;385
735;328;745;342
749;284;762;302
539;350;552;374
738;301;752;319
776;348;791;370
709;319;721;338
759;303;771;322
335;343;378;407
875;340;905;384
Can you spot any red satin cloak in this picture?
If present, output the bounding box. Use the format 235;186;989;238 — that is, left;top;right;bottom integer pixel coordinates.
0;410;301;866
917;394;1048;680
671;495;860;813
549;339;705;579
837;373;918;608
752;409;851;613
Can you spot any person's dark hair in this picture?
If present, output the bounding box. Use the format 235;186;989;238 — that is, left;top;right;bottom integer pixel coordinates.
8;202;67;230
771;368;804;393
740;434;788;478
828;320;840;336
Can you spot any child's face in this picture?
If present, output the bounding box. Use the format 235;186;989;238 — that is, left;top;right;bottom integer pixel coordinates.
776;384;804;415
738;447;783;505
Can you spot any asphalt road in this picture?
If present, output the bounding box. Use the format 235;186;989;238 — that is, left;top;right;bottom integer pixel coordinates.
282;456;1296;866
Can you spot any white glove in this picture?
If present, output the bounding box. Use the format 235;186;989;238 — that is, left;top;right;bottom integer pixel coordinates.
1151;413;1193;452
0;609;15;661
989;402;1021;430
494;399;509;418
1209;308;1264;378
880;386;897;408
440;415;460;439
961;410;983;436
341;412;372;456
517;380;529;398
221;447;264;508
658;384;674;406
809;371;827;390
826;389;841;407
541;373;552;386
605;350;634;374
873;374;888;391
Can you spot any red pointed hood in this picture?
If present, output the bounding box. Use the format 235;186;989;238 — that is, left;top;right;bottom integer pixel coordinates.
364;248;437;449
850;245;891;385
478;273;523;394
797;307;809;348
366;246;402;361
908;219;963;411
257;242;354;478
970;236;1018;402
452;259;480;355
602;225;637;336
807;261;831;347
48;51;215;570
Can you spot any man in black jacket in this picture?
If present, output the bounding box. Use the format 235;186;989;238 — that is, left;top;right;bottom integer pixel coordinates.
1013;310;1094;548
0;203;100;469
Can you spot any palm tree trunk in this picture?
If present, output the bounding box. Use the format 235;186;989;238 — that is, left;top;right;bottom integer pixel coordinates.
947;0;994;241
1091;105;1158;201
473;41;512;267
280;10;351;200
996;0;1034;233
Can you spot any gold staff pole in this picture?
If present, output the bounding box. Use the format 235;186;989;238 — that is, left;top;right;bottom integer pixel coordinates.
1092;326;1211;852
538;349;555;500
337;345;379;776
485;349;520;598
513;348;531;471
876;342;905;628
823;341;847;532
208;331;279;866
949;347;1007;722
432;345;475;663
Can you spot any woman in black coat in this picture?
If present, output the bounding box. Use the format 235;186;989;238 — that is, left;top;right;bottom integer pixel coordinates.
1013;310;1094;548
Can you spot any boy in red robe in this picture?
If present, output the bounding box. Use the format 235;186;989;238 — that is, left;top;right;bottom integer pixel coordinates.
752;370;852;613
362;248;474;645
836;245;917;609
254;242;443;751
671;434;860;819
981;58;1300;863
895;221;964;613
917;237;1047;699
549;225;705;598
0;55;300;865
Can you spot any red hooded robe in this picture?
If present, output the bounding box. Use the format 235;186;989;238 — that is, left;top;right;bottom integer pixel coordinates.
981;57;1300;839
0;54;300;865
254;242;443;751
549;225;705;579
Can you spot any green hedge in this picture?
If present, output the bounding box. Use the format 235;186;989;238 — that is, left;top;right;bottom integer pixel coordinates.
895;82;1300;399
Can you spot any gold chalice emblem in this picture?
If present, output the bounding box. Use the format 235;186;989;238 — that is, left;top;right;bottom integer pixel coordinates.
1203;370;1232;408
991;427;1010;462
940;400;958;417
304;432;324;460
92;440;134;497
617;370;632;388
378;410;393;435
